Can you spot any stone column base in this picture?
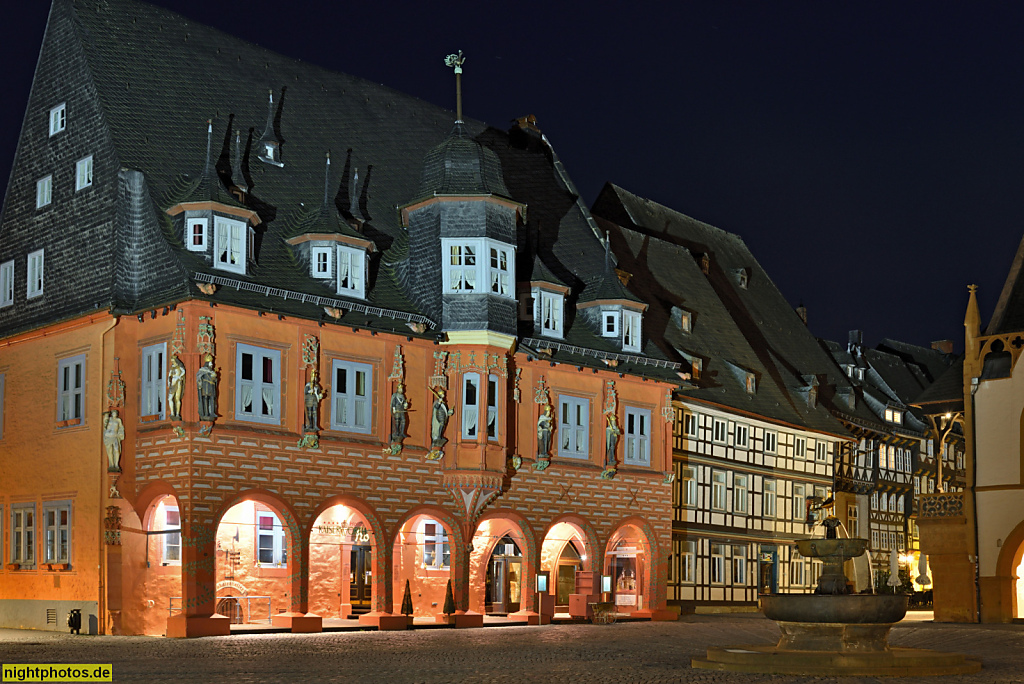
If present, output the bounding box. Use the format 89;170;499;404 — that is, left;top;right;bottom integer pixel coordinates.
509;610;549;625
166;614;231;638
271;612;322;633
434;610;484;628
358;612;409;630
632;608;680;621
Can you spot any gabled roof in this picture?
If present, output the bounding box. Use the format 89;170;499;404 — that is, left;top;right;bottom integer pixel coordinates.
911;357;965;414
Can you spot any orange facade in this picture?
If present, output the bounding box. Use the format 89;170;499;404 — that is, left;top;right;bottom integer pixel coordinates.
0;300;677;635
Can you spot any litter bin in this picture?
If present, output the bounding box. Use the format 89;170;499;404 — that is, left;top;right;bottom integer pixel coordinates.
67;608;82;634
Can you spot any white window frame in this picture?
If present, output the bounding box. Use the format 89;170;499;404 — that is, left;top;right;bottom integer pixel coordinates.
36;175;52;209
794;436;807;459
488;244;512;297
162;505;181;565
791;557;806;586
763;479;777;518
537;290;564;338
681;541;696;583
441;238;515;299
336;245;365;298
330;358;372;434
622;309;642;352
885;407;903;424
734;423;749;448
42;500;71;565
847;504;859;538
256;510;287;567
815;441;827;462
213;217;246;274
623;407;651;466
235;344;281;424
793;484;806;522
558;395;590;458
186;218;208;252
57;354;85;424
710;544;726;585
734;474;748;514
11;504;36;567
311;246;332;278
680;466;697;507
711;470;727;511
732;546;747;586
140;343;166;420
684;412;698;438
602;310;619;337
75;155;93;191
49;103;66;136
27;249;44;298
486;374;499;441
0;260;13;307
764;430;777;454
462;372;481;439
421;519;450;570
712;418;727;444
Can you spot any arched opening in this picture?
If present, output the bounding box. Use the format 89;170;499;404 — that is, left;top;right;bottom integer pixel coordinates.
392;512;454;618
541;522;589;613
468;517;529;615
604;523;650;614
141;493;182;635
309;503;377;618
214;499;292;625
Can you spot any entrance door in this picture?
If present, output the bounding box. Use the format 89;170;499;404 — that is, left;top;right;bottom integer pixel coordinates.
556;540;582;609
485;536;523;614
349;545;372;615
758;546;777;595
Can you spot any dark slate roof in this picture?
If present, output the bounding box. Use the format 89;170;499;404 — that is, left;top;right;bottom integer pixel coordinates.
283;200;367;242
530;255;567;287
876;338;950;384
591;183;856;438
986;232;1024;335
911;357;965;413
415;122;510;199
579;248;645;305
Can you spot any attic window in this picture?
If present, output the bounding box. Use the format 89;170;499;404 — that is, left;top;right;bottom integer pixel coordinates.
49;103;66;136
884;407;903;425
214;217;247;274
602;310;619;337
700;253;710;275
262;141;280;164
744;373;756;394
537;290;563;338
622;310;642;352
187;218;208;252
311;246;332;278
691;357;702;379
737;270;749;289
680;311;692;333
336;245;365;298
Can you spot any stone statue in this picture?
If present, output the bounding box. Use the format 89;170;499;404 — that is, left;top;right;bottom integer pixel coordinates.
428;386;455;456
390;383;410;445
196;356;218;421
303;368;324;432
103;410;125;471
537;404;554;457
167;355;185;420
604;413;621;468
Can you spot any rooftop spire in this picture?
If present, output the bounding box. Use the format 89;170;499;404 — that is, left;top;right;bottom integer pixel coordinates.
323;150;331;208
262;89;274;138
232;129;248;193
203;119;213;177
604;231;611;273
444;50;466;123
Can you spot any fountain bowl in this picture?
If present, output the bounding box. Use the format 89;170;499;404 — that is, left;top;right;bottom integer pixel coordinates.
794;537;867;560
760;593;907;625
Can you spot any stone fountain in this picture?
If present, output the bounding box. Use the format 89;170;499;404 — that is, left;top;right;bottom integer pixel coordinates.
692;510;980;676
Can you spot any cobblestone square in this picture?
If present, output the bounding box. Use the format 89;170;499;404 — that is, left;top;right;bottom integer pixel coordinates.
2;615;1022;683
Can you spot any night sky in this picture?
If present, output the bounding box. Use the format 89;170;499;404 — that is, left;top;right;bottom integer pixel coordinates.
3;2;1023;353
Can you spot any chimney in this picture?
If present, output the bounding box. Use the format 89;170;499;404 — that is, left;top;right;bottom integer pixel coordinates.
795;303;807;325
931;339;953;355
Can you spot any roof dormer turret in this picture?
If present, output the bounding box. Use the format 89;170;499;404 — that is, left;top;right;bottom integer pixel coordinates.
258;88;285;167
577;234;647;353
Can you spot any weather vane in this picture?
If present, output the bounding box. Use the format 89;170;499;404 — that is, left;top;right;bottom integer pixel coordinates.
444;50;466;123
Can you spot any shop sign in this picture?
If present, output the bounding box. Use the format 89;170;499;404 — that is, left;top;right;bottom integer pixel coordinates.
615;594;637;606
316;522;371;543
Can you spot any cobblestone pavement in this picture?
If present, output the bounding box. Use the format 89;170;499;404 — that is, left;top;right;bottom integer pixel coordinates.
1;615;1023;684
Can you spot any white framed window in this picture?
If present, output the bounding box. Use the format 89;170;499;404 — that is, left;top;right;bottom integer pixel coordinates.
444;242;478;292
186;218;208;252
622;309;642;352
793;484;806;522
847;505;859;538
791;557;806;586
75;155;93;191
734;423;749;448
27;249;44;298
43;501;71;565
871;529;880;549
0;260;13;307
871;492;879;509
712;418;727;444
763;479;777;518
794;436;807;459
11;504;36;567
681;466;697;506
734;474;748;513
421;519;449;569
897;497;904;514
336;245;365;298
311;246;332;278
163;505;181;565
214;217;246;274
764;430;777;454
462;372;480;439
684;412;698;438
815;441;827;462
57;354;85;424
711;470;727;511
880;492;888;511
732;546;747;586
913;476;920;496
558;395;590;458
236;344;281;424
623;407;651;466
710;544;726;584
140;343;166;419
538;290;563;338
488;244;511;296
49;103;66;136
257;510;287;566
681;541;696;583
36;175;52;209
331;358;372;433
889;494;897;513
602;310;619;337
486;374;499;440
884;407;903;424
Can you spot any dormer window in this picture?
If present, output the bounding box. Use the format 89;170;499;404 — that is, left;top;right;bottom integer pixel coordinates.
680;310;692;333
536;290;563;338
49;103;66;136
489;246;511;296
311;246;332;278
737;269;749;289
884;407;903;425
336;245;365;298
214;217;247;274
186;218;208;252
261;141;281;165
602;310;619;337
441;238;514;299
622;309;642;352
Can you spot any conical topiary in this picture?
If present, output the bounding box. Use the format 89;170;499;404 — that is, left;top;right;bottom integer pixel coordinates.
442;579;455;616
401;579;414;617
